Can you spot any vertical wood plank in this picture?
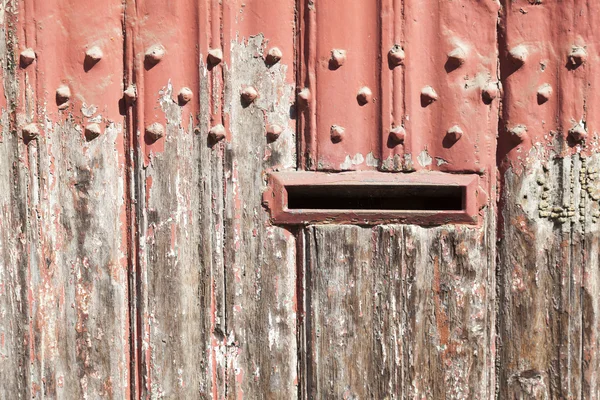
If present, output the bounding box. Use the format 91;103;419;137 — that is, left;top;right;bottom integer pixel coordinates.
9;0;130;397
305;220;496;399
223;35;298;398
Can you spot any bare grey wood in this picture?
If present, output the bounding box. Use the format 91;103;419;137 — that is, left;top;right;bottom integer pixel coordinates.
304;221;496;399
223;35;298;399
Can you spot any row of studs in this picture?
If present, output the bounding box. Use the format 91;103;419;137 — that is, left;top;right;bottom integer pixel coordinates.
19;44;285;144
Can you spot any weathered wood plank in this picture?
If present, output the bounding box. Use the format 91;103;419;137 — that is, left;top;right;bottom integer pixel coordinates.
223;35;298;398
304;221;495;399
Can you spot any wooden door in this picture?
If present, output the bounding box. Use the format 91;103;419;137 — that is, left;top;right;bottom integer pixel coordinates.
0;0;597;399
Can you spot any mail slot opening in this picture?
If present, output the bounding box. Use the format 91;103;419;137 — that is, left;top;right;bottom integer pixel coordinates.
286;185;464;211
264;172;479;225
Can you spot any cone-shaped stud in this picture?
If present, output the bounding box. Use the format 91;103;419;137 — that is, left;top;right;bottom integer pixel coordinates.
446;125;463;143
356;87;373;106
569;124;587;142
482;82;499;104
330;125;345;143
421;86;438;106
20;48;36;67
266;47;282;65
508;45;528;68
447;47;466;69
22;123;39;142
241;86;258;104
329;49;347;70
388;45;405;68
207;48;223;66
266;124;283;143
509;124;527;143
145;45;165;67
568;46;587;68
537;83;552;104
298;88;311;106
389;126;406;146
85;123;102;141
85;46;103;67
208;124;226;143
178;87;193;105
124;85;137;103
145;122;164;143
56;85;71;107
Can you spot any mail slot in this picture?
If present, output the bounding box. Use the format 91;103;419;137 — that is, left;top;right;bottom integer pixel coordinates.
263;171;480;225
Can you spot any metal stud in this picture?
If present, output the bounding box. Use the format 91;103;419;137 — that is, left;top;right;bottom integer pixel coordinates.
241;86;258;104
569;124;587;142
388;44;405;68
537;83;552;104
85;123;102;141
208;124;226;143
56;85;71;108
420;86;438;106
145;45;165;67
178;87;193;105
446;125;463;143
266;47;282;65
509;124;527;143
447;47;466;69
330;125;345;143
482;82;499;104
508;45;528;68
568;46;587;68
22;123;39;142
266;124;283;142
329;49;346;70
298;88;311;105
207;48;223;66
145;122;164;143
124;85;137;102
356;87;372;106
388;126;406;145
19;48;36;67
85;46;103;66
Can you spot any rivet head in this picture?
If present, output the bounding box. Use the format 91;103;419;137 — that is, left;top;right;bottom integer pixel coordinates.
85;123;102;141
388;44;405;68
509;124;527;143
446;125;463;143
207;48;223;65
330;125;345;143
356;87;373;106
447;47;466;69
388;126;406;145
569;124;587;142
241;86;258;104
145;45;165;66
537;83;552;104
85;46;103;65
145;122;164;143
178;87;193;105
56;85;71;108
508;45;528;68
329;49;347;70
568;46;587;68
22;123;39;142
420;86;438;106
124;85;137;102
266;47;282;65
19;48;36;67
298;88;311;105
482;83;499;104
266;124;283;142
208;124;226;143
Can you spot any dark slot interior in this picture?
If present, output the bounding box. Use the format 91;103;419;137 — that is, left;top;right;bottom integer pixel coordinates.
286;184;464;211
